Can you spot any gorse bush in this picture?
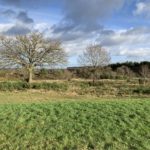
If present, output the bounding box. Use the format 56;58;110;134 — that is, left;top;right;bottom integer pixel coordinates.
31;82;68;91
133;87;150;94
0;82;68;91
0;82;30;91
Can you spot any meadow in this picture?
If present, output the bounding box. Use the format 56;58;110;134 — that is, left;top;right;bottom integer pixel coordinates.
0;78;149;150
0;95;150;150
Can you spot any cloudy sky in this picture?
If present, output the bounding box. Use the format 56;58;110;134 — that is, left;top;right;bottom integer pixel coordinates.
0;0;150;66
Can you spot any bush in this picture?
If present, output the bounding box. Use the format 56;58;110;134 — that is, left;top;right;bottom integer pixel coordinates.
0;82;68;91
31;82;68;91
0;82;30;91
0;82;13;91
13;82;30;90
133;87;150;94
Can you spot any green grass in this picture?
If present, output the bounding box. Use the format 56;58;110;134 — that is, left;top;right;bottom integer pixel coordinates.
0;100;150;150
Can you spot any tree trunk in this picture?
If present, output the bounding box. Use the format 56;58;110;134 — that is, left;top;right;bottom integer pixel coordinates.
92;67;96;85
92;77;95;85
28;67;33;83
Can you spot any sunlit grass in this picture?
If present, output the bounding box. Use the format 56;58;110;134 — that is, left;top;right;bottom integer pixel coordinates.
0;100;150;149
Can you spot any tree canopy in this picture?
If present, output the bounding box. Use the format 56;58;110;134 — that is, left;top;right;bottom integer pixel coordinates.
0;32;67;83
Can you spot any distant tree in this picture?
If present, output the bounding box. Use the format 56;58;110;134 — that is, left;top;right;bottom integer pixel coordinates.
140;64;149;78
138;64;150;85
116;66;134;79
78;44;110;83
0;32;67;83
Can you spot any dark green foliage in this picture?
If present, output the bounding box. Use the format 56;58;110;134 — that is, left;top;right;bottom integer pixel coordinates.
0;82;68;91
133;87;150;94
0;82;30;91
0;100;149;149
31;82;68;91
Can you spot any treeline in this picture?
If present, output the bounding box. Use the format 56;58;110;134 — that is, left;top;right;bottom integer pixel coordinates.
68;61;150;79
0;61;149;80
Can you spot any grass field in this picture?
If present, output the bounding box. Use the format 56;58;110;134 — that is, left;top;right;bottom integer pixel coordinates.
0;97;150;150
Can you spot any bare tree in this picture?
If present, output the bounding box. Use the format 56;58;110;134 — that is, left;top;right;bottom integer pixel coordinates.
78;44;110;83
116;65;134;79
140;64;149;78
0;32;67;83
139;64;150;85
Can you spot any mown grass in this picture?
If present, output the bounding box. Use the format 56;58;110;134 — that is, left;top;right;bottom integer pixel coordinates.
0;100;150;150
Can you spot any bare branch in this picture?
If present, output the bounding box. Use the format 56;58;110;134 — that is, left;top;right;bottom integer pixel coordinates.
78;44;110;68
0;32;67;82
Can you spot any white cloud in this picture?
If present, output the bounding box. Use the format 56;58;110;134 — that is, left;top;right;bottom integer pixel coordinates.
0;23;150;64
50;25;150;63
119;48;150;57
133;1;150;18
100;27;150;46
0;23;14;33
34;23;51;33
53;0;125;33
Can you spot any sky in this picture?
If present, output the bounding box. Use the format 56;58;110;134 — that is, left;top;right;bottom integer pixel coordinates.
0;0;150;66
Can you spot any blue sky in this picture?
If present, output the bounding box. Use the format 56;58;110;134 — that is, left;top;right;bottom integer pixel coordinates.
0;0;150;66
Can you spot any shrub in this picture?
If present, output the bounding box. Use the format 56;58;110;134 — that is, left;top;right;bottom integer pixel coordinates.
13;82;30;90
0;82;13;91
133;87;150;94
0;82;68;91
0;82;30;91
31;82;68;91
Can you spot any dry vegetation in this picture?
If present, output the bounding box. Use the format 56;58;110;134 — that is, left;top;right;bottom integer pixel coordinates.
0;78;149;99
